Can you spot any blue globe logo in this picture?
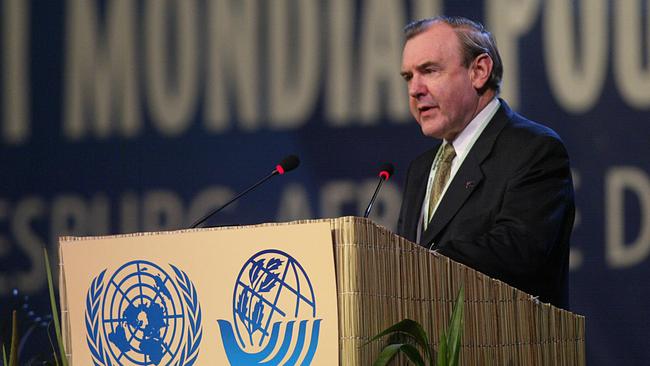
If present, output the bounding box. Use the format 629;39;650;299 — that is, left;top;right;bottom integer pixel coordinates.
101;260;184;365
84;260;204;366
232;249;316;350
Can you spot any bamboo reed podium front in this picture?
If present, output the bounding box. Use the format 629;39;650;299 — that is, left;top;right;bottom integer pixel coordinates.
323;216;585;365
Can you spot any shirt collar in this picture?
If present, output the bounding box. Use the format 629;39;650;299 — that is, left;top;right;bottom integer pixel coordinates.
445;97;500;160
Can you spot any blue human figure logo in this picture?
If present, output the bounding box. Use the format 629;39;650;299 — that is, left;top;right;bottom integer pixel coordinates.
217;249;322;365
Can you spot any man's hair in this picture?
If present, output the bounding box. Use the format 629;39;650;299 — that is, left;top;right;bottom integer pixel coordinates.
404;16;503;93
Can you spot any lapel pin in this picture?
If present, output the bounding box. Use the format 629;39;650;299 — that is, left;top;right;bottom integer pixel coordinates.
465;181;476;189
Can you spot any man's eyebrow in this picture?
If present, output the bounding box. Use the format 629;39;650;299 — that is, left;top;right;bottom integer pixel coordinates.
416;61;439;71
400;61;440;78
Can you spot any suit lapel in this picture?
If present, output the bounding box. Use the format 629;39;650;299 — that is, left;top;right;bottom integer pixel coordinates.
420;102;511;247
405;145;439;240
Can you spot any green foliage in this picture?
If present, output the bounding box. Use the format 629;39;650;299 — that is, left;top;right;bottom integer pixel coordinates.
44;247;69;366
368;287;464;366
1;248;70;365
435;333;447;366
366;318;432;366
0;310;19;366
4;310;18;366
436;287;464;366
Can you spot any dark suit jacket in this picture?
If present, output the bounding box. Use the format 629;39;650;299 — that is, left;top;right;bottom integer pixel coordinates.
397;100;575;309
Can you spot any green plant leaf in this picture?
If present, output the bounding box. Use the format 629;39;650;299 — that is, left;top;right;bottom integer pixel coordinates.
365;318;431;361
436;332;447;366
373;343;403;366
44;247;69;366
9;310;18;366
397;343;426;366
2;344;7;366
367;287;466;366
446;287;465;366
372;343;426;366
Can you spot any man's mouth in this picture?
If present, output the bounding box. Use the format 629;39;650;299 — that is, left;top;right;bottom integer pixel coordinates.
418;105;436;114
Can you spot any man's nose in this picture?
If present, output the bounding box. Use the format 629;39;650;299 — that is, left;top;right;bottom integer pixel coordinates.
408;76;426;99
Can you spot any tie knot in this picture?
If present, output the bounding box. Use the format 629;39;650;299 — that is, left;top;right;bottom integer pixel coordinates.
441;143;456;163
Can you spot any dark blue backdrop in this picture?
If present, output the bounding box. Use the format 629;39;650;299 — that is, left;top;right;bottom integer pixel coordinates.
1;0;649;364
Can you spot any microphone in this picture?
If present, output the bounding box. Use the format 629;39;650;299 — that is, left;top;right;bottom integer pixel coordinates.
363;163;394;218
190;154;300;228
275;154;300;175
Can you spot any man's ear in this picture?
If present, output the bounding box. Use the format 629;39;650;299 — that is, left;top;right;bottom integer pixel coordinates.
470;53;493;91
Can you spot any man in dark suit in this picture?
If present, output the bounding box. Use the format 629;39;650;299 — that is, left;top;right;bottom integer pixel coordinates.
397;16;575;309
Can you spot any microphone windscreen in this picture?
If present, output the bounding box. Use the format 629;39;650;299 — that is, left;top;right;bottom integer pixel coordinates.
378;162;395;180
278;154;300;173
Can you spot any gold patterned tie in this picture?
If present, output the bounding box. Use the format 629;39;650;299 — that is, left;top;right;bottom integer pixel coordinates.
428;143;456;220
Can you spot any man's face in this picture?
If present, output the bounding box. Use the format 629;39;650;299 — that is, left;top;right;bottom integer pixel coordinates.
401;23;481;141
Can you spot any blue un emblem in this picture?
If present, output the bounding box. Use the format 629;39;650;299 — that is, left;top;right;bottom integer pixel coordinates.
217;249;322;365
85;260;202;365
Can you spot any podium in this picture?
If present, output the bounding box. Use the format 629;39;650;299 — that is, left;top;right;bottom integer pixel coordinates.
59;217;585;365
329;217;584;365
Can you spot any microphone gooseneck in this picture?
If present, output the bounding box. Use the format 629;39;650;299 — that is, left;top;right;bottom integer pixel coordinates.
190;154;300;228
364;163;395;218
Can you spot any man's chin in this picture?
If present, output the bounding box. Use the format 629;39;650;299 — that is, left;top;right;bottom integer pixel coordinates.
419;124;443;139
417;118;443;138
